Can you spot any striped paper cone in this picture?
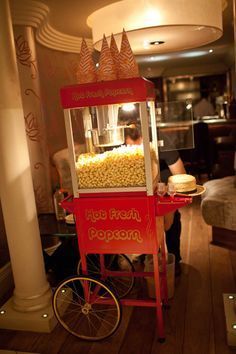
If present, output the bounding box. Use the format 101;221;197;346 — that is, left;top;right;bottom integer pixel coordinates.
76;38;97;84
97;35;117;81
110;33;120;78
119;29;140;79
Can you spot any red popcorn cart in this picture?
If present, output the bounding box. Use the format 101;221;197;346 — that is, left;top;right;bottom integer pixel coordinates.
52;77;192;341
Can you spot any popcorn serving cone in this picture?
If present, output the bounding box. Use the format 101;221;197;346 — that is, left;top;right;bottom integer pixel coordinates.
110;33;120;78
76;38;97;84
118;29;140;79
97;35;117;82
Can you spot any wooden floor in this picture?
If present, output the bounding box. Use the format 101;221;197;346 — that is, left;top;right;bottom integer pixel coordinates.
0;198;236;354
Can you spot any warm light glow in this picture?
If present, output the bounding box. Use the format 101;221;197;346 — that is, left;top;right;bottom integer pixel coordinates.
176;82;185;90
136;49;212;63
232;324;236;330
209;49;213;53
179;50;207;58
143;40;150;49
144;8;160;27
228;295;234;299
87;0;223;55
156;108;162;115
121;103;135;112
0;310;6;315
42;313;48;318
186;103;192;110
148;54;172;61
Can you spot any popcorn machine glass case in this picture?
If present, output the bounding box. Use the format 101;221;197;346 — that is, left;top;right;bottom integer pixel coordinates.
60;77;160;197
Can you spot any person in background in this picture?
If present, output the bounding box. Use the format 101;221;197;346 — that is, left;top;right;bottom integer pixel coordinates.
193;91;215;119
125;124;186;276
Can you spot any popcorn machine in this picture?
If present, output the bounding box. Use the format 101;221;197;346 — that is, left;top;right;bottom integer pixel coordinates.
61;77;159;196
55;77;191;341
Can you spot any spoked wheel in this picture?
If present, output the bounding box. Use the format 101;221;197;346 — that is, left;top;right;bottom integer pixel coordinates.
77;254;135;298
52;276;121;341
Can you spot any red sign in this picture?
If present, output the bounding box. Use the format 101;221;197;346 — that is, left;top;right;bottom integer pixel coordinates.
60;77;155;108
73;195;160;255
62;193;191;255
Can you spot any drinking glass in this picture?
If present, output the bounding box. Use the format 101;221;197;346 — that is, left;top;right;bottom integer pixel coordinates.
167;183;176;200
157;182;166;198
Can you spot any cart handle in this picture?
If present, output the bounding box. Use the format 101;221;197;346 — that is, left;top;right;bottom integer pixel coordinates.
155;195;192;216
61;194;74;214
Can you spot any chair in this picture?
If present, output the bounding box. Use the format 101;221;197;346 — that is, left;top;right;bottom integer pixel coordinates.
201;176;236;249
51;144;86;193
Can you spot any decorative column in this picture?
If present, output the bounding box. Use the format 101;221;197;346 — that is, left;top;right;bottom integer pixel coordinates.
0;0;55;332
14;26;53;214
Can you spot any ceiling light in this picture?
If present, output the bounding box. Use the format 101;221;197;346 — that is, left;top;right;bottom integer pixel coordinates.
136;49;211;64
209;49;213;53
150;41;165;46
87;0;223;55
178;50;208;58
186;103;192;110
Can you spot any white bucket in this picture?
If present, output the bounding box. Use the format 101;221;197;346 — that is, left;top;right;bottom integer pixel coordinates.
144;253;175;299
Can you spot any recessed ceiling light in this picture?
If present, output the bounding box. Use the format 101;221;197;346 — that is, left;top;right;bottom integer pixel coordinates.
149;41;165;46
209;49;213;53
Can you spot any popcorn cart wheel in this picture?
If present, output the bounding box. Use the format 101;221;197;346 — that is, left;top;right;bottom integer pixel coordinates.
52;275;121;341
77;253;135;298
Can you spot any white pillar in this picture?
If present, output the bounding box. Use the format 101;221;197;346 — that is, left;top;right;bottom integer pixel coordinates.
0;0;53;330
14;25;53;214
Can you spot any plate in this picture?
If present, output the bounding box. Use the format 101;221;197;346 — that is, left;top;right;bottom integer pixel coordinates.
65;214;75;224
176;185;206;197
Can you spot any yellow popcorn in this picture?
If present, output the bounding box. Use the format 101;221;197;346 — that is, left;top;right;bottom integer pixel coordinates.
76;145;157;189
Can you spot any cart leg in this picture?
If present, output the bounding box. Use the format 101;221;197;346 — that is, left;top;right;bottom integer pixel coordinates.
80;253;88;275
153;253;165;340
99;254;106;279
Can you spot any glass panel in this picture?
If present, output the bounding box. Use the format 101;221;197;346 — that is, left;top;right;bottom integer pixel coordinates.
156;100;194;152
69;101;158;191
